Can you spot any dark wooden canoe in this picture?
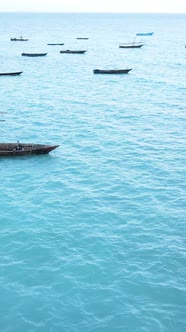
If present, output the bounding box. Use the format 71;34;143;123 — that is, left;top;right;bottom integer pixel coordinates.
21;53;47;57
47;43;64;45
93;69;132;74
60;50;87;54
0;143;59;157
0;71;23;76
11;37;29;41
119;44;144;49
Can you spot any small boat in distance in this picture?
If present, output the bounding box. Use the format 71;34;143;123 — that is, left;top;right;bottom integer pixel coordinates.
93;69;132;74
60;50;87;54
10;36;29;41
136;32;154;36
0;142;59;157
76;37;89;40
47;43;64;45
0;71;23;76
119;43;144;49
21;53;47;57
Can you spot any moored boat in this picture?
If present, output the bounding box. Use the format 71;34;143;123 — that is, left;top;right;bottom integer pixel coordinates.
21;53;47;57
93;69;132;74
76;37;89;40
47;43;64;45
0;71;23;76
60;50;87;54
0;142;59;157
11;37;29;41
136;32;154;36
119;43;144;48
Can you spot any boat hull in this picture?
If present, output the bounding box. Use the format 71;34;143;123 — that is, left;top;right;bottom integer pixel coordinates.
11;38;28;41
0;143;59;157
60;50;87;54
93;69;132;74
21;53;47;57
47;43;64;45
0;72;23;76
136;32;153;36
119;44;144;48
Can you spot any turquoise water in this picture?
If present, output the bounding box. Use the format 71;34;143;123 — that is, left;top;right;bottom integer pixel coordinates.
0;13;185;331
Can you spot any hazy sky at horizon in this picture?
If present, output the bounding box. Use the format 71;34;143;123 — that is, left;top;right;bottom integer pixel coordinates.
0;0;186;13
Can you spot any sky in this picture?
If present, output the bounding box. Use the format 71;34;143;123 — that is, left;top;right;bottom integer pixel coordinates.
0;0;185;13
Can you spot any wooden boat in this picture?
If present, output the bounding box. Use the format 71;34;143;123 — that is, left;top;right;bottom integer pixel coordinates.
47;43;64;45
0;142;59;157
0;71;23;76
10;37;29;41
136;32;153;36
60;50;87;54
93;69;132;74
21;53;47;57
119;43;144;49
76;37;89;40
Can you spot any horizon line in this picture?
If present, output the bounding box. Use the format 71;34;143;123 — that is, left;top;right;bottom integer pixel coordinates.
0;11;185;14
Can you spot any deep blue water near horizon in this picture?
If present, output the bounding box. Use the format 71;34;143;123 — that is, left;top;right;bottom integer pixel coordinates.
0;13;185;331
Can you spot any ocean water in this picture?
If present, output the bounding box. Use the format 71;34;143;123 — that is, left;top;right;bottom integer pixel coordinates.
0;12;185;332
